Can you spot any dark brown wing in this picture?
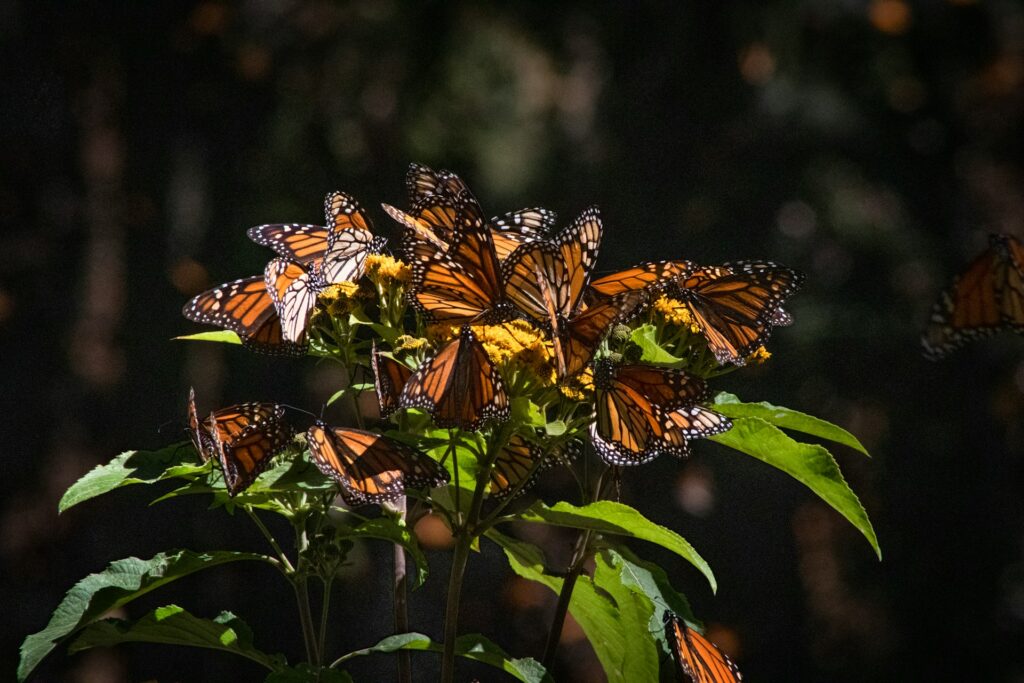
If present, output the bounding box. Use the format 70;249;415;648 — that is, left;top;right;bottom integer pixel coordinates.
489;434;546;499
207;404;293;496
371;342;413;418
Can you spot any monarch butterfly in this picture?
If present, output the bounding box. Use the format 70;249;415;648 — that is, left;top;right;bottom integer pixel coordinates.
248;191;386;284
588;259;695;301
398;326;510;430
264;257;325;344
182;275;308;357
489;437;581;499
922;233;1024;359
397;163;556;262
306;422;450;506
668;261;803;366
190;395;294;496
664;612;743;683
590;359;730;466
371;342;413;418
405;193;518;325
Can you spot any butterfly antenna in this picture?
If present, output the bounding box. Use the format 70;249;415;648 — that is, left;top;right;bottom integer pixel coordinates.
157;418;181;435
279;403;319;420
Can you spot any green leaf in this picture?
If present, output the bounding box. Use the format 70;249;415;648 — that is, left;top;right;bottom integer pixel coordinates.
69;605;286;671
511;397;546;427
544;420;567;437
486;531;642;683
18;550;268;681
175;330;243;345
344;517;430;589
589;550;662;682
337;631;552;683
265;664;353;683
714;393;870;456
612;545;696;625
712;416;881;558
630;324;684;365
516;500;715;592
59;444;202;513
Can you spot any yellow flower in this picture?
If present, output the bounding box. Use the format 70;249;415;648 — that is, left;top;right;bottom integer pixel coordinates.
364;254;412;284
318;281;362;315
747;346;771;364
393;335;429;353
653;296;701;334
476;321;552;374
559;366;594;400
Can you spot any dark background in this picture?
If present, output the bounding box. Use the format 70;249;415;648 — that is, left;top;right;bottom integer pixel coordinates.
3;1;1024;681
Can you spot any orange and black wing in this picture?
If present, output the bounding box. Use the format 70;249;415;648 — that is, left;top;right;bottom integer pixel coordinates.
503;205;603;325
183;275;278;337
665;612;743;683
241;315;309;357
657;404;732;458
207;403;293;496
405;162;472;205
489;207;557;262
553;291;646;379
921;234;1024;359
398;326;510;430
489;434;546;499
371;342;413;418
591;360;665;465
613;363;709;410
588;259;694;300
307;423;449;506
321;191;386;283
187;387;214;461
247;223;330;264
673;261;803;365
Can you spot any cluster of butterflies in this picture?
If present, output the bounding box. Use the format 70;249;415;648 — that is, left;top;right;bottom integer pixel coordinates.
921;233;1024;359
183;191;388;356
182;163;803;491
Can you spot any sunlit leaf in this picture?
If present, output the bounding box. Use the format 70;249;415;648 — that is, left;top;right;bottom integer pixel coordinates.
630;324;684;365
714;393;869;456
18;550;268;682
336;631;551;683
69;605;285;671
516;500;715;591
589;550;661;681
175;330;242;345
711;416;880;558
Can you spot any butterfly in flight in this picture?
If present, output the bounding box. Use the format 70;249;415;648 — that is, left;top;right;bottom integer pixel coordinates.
188;390;294;495
922;233;1024;359
590;358;730;466
664;612;743;683
182;275;308;356
667;261;803;366
248;190;386;285
398;326;510;431
503;207;644;378
371;342;413;419
306;422;449;506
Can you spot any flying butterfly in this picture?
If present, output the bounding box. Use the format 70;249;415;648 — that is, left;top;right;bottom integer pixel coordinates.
922;233;1024;359
664;612;743;683
668;261;803;366
306;422;449;506
590;359;730;466
398;325;510;431
371;342;413;418
189;394;294;496
182;275;307;357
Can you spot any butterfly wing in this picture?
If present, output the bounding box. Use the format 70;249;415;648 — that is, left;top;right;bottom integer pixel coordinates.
247;224;329;264
321;191;384;283
405;162;471;205
665;614;743;683
240;315;309;357
183;275;278;336
613;364;710;409
398;326;510;430
657;404;732;458
307;424;449;506
489;207;557;262
371;342;413;418
187;387;214;462
1001;234;1024;331
592;373;663;466
489;434;546;499
208;404;293;496
554;291;646;379
675;261;803;365
588;259;694;300
264;258;320;343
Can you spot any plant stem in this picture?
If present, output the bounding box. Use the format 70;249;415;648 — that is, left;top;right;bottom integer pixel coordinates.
440;532;471;683
318;577;333;671
246;508;295;573
540;467;612;669
294;579;318;665
392;497;412;683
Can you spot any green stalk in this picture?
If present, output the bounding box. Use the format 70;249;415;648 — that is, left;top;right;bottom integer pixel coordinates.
295;577;320;666
392;497;412;683
540;467;612;669
318;577;334;670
